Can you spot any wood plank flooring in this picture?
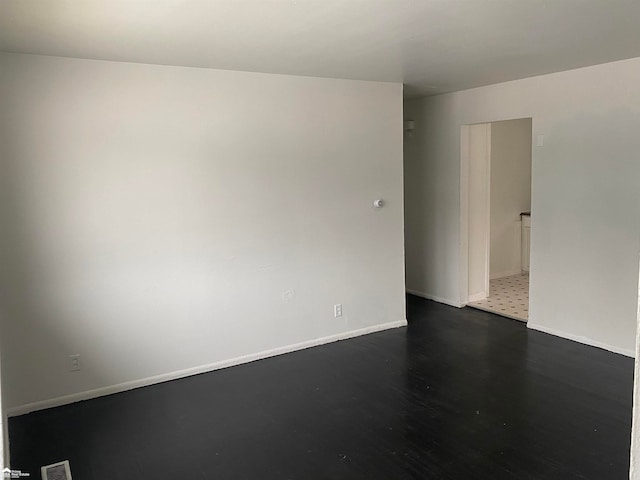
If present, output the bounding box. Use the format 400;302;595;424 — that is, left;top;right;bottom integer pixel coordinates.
9;295;634;479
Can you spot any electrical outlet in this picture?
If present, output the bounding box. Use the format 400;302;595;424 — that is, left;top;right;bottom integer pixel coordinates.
69;354;81;372
334;304;343;318
282;289;295;303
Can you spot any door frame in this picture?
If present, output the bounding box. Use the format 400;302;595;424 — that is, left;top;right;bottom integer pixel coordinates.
460;122;492;305
460;116;534;306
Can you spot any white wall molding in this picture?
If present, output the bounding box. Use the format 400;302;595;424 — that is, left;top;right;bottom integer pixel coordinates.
490;269;524;280
406;289;463;308
7;320;407;417
464;123;492;304
468;292;488;303
527;322;634;358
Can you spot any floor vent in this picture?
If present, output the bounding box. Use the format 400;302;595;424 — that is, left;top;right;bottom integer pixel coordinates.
41;460;72;480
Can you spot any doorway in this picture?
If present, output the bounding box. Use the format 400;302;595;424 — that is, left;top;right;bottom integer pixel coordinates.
461;118;532;322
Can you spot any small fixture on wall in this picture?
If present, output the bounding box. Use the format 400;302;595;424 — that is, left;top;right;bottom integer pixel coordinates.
373;199;385;208
404;120;415;138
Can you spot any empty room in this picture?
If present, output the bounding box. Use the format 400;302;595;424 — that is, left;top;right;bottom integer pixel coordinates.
1;1;640;479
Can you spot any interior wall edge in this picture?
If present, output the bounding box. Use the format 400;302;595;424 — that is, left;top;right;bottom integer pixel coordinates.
405;290;463;309
629;259;640;479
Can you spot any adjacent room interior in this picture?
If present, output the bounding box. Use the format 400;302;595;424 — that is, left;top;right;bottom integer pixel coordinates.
465;118;532;322
1;2;640;479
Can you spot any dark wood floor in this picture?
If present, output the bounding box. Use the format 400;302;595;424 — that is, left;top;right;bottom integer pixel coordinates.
9;295;634;479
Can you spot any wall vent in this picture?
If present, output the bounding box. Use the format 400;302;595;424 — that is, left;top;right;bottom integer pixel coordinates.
41;460;72;480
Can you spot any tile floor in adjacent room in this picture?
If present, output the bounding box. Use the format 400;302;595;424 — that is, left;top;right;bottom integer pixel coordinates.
468;272;529;322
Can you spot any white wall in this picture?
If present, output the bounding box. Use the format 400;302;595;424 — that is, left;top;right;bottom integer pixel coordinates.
404;56;640;356
490;118;532;279
0;53;406;413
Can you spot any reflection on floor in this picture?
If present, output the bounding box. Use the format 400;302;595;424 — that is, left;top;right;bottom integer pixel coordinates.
468;272;529;322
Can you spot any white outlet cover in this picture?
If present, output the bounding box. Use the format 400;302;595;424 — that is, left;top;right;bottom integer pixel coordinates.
41;460;72;480
69;354;80;371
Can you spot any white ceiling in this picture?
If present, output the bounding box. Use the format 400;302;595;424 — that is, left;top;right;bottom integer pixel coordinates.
1;0;640;97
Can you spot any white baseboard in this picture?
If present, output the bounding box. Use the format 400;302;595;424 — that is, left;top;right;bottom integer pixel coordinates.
490;269;524;280
8;319;407;417
527;322;635;358
406;289;463;308
468;292;488;303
